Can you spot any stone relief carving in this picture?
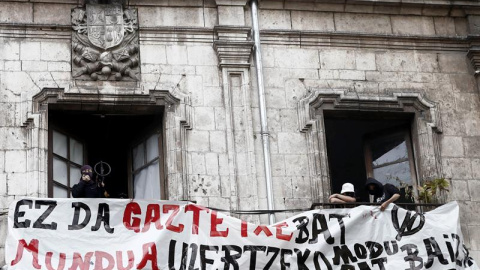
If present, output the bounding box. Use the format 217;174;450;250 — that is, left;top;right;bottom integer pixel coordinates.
71;3;140;81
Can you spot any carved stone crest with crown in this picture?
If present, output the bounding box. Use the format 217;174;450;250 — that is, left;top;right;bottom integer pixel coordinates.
71;2;140;81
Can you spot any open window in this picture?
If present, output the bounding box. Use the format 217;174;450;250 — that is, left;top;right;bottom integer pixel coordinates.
50;130;85;197
364;129;416;203
48;105;166;199
130;125;165;200
324;110;417;203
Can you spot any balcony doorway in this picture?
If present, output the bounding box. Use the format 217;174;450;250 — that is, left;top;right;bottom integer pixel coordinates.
48;105;166;200
324;110;417;203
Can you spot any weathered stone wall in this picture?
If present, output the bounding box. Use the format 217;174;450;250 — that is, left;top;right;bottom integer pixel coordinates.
252;0;480;260
254;1;480;260
1;0;480;264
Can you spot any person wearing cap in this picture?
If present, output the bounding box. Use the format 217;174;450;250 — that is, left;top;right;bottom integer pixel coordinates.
71;165;106;198
329;183;356;203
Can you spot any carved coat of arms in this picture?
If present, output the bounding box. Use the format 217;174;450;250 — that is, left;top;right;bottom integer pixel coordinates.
71;4;140;81
87;5;124;49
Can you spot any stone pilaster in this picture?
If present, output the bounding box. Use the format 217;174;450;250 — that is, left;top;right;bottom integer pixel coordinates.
213;24;258;218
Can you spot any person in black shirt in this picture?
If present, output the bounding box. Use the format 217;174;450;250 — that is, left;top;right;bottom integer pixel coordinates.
365;177;400;211
71;165;106;198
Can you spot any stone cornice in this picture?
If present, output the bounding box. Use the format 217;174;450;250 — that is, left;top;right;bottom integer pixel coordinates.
0;23;71;39
261;30;471;51
215;0;248;6
0;24;216;43
140;27;215;44
4;0;478;8
0;22;476;53
259;0;480;16
304;0;480;8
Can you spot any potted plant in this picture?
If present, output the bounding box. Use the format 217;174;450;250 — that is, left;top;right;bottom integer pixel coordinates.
416;178;450;204
397;178;449;212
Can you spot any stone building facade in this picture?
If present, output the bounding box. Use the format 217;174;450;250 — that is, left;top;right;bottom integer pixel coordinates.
2;0;480;265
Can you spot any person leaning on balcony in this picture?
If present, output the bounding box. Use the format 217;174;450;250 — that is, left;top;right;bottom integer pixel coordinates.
71;165;106;198
365;177;400;211
329;182;357;203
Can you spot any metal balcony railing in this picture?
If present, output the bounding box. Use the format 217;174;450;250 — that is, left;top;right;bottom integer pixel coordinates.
310;202;443;213
207;202;444;216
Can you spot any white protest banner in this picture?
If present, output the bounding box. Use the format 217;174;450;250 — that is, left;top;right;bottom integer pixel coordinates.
4;198;478;269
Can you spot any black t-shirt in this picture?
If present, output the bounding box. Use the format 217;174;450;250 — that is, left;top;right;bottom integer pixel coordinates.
375;184;400;203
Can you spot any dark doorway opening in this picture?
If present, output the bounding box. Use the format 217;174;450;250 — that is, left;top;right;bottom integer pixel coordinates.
48;105;164;199
324;110;417;203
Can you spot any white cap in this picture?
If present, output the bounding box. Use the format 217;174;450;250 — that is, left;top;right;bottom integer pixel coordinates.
341;183;355;194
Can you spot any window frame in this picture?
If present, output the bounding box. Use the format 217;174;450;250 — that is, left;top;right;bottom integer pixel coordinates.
128;119;166;200
363;127;418;202
48;128;86;198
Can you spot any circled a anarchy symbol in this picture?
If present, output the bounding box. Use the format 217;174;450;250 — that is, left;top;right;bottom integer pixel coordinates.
94;161;111;177
391;205;425;241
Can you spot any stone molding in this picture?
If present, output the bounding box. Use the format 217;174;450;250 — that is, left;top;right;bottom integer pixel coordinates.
30;87;192;200
0;23;71;40
214;0;248;6
0;22;472;52
298;89;442;133
261;30;470;52
467;47;480;74
32;88;188;110
213;26;254;68
140;27;214;44
306;0;480;8
467;36;480;75
1;0;479;8
297;89;443;202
